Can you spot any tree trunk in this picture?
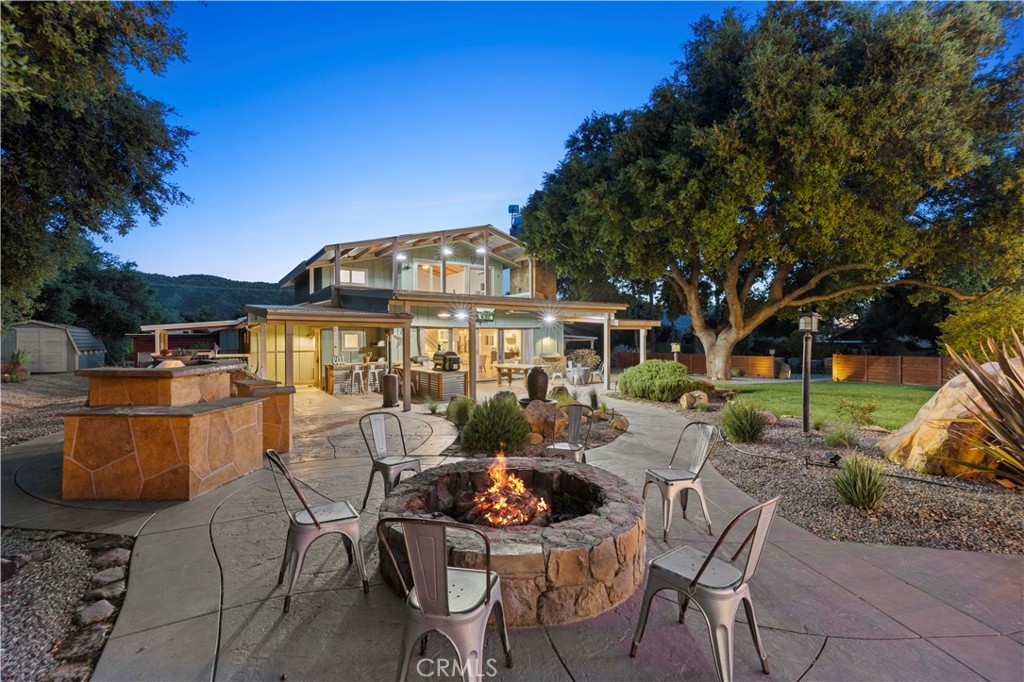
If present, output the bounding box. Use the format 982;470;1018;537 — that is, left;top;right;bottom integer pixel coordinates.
694;327;741;381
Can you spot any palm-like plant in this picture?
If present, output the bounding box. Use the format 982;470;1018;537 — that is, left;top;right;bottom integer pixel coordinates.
945;330;1024;486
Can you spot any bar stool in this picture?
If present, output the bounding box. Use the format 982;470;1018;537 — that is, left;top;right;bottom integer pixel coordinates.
350;365;366;394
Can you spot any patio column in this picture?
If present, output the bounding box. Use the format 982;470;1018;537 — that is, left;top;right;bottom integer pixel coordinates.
257;324;267;379
639;329;647;364
391;237;399;290
401;320;412;412
334;246;341;287
483;231;490;295
284;322;294;387
603;314;612;390
468;308;478;402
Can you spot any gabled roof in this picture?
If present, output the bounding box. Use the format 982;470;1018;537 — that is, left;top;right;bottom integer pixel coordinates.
279;224;528;287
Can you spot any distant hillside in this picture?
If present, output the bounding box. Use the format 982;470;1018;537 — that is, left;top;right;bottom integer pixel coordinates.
142;273;292;322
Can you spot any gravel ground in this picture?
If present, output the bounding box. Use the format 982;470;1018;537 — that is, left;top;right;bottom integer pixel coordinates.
609;391;1024;555
1;374;89;448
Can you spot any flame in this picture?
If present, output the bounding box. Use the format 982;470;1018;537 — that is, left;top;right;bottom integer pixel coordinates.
470;446;549;527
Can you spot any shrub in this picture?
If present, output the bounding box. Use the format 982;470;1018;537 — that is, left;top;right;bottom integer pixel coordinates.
837;397;879;427
424;394;440;414
459;394;530;453
10;349;32;366
823;423;859;448
618;360;703;403
833;456;887;511
693;401;716;412
445;395;475;427
569;388;580;402
588;388;599;410
812;416;830;431
720;400;768;442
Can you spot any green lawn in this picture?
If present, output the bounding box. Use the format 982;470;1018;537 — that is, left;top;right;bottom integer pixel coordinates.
716;380;937;430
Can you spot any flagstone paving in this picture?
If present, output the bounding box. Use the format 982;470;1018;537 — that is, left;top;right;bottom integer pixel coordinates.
2;386;1021;681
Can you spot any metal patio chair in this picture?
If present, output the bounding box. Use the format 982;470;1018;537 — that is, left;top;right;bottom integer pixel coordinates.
545;403;594;463
264;449;368;613
359;412;421;510
642;421;720;540
377;517;513;682
630;496;781;682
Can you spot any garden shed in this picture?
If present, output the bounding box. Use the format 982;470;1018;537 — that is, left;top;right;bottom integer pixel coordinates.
1;321;106;373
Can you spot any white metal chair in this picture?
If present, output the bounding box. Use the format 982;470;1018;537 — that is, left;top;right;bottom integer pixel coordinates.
349;365;366;394
630;496;781;682
264;449;368;613
545;403;594;463
359;412;421;510
378;517;513;682
590;361;604;385
642;421;720;540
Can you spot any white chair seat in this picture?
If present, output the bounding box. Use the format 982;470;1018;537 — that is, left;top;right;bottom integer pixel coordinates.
651;545;743;590
293;500;358;526
647;468;697;482
408;568;497;614
379;456;419;468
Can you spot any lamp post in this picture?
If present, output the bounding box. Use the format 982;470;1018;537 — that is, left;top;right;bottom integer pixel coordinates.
799;312;820;433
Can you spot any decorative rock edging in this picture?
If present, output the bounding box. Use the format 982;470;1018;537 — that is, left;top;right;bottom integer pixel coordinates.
379;458;646;627
1;529;133;682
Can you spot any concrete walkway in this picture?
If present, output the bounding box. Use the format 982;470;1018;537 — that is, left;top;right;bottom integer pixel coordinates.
2;387;1021;681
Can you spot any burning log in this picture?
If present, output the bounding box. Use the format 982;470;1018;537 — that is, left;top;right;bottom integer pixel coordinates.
464;448;549;527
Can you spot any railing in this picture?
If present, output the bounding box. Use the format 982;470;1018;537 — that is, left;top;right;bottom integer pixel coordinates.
832;355;954;386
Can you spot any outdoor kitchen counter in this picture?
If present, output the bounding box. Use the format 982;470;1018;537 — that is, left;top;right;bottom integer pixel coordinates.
404;366;469;400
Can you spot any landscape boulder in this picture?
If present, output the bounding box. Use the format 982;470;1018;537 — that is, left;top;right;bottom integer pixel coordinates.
679;391;709;409
878;359;1021;478
524;401;568;439
611;415;630;431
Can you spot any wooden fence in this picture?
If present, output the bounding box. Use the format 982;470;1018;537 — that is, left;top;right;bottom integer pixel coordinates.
613;352;776;379
831;355;954;386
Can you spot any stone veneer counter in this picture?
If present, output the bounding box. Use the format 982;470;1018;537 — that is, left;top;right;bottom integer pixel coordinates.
79;360;246;407
65;361;265;501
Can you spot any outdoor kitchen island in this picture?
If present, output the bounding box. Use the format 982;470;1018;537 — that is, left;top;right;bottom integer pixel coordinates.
406;366;469;401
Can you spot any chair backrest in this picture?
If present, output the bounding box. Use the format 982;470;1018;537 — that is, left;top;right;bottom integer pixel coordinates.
264;449;322;530
559;403;594;447
667;421;719;476
691;496;781;591
360;412;408;460
377;517;492;617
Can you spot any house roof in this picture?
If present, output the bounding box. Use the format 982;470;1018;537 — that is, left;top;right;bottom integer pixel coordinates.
279;224;528;287
245;304;412;327
139;318;247;333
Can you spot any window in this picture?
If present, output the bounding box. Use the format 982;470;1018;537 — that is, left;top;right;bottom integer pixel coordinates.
338;268;367;286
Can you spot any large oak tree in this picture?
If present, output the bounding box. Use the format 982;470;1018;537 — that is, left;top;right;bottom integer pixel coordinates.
1;1;193;328
522;2;1023;379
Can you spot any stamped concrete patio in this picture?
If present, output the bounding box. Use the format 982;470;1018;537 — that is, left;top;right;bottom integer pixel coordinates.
2;385;1022;681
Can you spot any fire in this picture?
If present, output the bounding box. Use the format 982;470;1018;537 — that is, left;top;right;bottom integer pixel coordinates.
469;447;549;527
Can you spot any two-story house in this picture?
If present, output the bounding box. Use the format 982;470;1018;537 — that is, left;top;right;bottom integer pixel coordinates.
244;225;658;410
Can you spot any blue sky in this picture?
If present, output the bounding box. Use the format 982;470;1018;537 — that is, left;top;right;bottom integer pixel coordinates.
110;1;743;282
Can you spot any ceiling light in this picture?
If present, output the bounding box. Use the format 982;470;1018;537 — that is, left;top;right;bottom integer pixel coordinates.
396;253;407;261
542;314;557;324
438;312;452;318
475;246;486;255
455;311;468;320
441;247;453;257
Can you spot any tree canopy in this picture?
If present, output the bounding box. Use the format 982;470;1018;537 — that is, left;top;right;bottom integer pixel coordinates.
1;1;193;328
35;246;167;363
522;2;1023;379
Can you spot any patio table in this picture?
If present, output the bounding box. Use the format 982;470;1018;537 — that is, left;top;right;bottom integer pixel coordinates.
493;362;540;386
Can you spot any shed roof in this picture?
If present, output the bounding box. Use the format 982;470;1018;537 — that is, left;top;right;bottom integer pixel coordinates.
10;320;106;353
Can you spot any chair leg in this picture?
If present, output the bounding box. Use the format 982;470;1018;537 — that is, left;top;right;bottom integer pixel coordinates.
629;579;662;657
693;481;714;535
703;597;741;682
662;492;675;542
342;534;354;565
350;530;370;593
743;596;771;674
278;531;293;586
678;591;691;623
493;600;513;668
395;627;418;682
419;633;428;657
284;535;313;614
361;470;377;510
681;488;690;519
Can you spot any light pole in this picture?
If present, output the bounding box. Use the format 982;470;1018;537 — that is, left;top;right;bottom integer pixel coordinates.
799;312;820;434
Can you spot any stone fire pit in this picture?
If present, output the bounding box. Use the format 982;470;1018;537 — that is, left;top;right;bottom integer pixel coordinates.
379;458;646;626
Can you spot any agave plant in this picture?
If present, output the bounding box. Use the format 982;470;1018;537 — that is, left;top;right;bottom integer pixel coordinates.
945;330;1024;486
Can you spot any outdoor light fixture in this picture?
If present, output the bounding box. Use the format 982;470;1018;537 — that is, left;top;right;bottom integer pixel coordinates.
455;311;468;321
396;252;407;261
441;247;453;257
438;312;452;318
799;312;820;433
475;245;486;255
542;314;557;324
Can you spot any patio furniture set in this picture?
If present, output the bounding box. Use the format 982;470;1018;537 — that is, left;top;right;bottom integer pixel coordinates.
263;413;780;682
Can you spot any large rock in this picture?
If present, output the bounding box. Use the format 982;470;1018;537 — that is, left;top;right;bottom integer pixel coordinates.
523;400;567;439
879;359;1021;478
679;391;708;409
